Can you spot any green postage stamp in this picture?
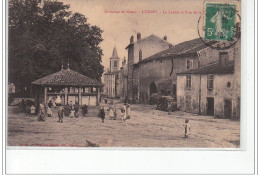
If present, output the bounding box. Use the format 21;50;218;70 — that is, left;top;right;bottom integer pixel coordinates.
204;2;236;41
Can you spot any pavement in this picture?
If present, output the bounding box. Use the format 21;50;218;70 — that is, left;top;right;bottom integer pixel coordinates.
7;101;240;148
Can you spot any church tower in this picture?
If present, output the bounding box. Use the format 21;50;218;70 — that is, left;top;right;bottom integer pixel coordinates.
109;47;120;72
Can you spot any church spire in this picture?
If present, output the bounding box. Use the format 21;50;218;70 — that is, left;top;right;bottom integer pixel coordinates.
111;47;118;58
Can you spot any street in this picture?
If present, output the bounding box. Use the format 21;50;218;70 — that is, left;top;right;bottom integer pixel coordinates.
8;101;240;148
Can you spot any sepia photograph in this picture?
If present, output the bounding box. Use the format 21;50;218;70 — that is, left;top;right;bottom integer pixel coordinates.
7;0;241;148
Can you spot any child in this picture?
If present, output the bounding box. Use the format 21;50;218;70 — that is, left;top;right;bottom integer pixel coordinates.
74;103;80;118
113;108;117;120
57;105;64;123
64;104;71;117
30;104;36;116
108;103;114;120
121;104;127;122
99;106;105;123
38;102;45;122
70;107;75;118
82;105;88;116
47;100;53;117
184;119;191;138
126;104;131;119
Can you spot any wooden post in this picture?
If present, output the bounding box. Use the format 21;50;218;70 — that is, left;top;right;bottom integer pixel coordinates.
44;87;47;105
79;87;82;105
96;87;100;106
65;87;68;105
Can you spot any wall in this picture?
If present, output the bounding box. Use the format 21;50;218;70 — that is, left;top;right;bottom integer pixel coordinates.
200;74;234;117
177;73;237;118
177;75;200;113
199;45;235;67
133;37;170;64
103;74;116;98
232;41;241;119
135;54;198;103
127;35;171;100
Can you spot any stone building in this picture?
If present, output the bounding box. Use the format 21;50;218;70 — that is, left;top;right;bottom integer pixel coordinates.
103;47;121;98
176;41;241;119
131;38;217;103
125;33;172;100
32;65;103;108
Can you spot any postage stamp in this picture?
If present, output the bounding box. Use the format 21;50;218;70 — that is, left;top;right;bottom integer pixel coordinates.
204;2;236;41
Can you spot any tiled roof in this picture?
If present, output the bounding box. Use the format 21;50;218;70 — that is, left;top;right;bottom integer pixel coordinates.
138;38;218;64
32;69;103;87
177;61;234;75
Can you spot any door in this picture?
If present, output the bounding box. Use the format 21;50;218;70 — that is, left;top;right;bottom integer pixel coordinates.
172;84;176;99
207;97;214;116
224;99;232;119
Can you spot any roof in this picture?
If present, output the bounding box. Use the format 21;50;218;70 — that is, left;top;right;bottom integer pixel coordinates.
111;47;119;59
137;38;218;64
103;70;120;75
125;34;171;49
32;69;103;87
177;61;234;75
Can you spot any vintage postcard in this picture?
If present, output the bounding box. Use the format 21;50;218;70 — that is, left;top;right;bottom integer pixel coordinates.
7;0;241;148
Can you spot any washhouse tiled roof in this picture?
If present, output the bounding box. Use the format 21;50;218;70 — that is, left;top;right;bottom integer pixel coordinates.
138;38;218;64
177;61;234;75
32;69;103;87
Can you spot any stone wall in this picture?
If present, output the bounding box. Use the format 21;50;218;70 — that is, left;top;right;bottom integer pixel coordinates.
135;54;199;103
177;73;238;119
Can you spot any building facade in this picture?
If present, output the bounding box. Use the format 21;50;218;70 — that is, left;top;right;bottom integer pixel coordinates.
125;33;172;100
131;38;217;103
176;41;241;119
103;47;121;98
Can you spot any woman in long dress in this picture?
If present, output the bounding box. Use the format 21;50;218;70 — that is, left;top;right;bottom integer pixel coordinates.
47;100;53;117
108;104;115;120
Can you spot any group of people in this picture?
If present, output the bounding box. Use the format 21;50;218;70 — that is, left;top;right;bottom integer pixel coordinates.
98;102;131;123
37;98;86;123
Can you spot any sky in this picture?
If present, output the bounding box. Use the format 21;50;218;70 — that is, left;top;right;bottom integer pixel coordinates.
60;0;210;69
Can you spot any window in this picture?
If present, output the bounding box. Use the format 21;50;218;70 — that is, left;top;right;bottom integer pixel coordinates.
114;61;117;68
207;74;214;90
186;75;191;88
186;60;193;70
227;82;231;88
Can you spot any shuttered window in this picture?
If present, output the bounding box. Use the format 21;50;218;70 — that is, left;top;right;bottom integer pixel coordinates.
207;74;214;90
186;75;191;88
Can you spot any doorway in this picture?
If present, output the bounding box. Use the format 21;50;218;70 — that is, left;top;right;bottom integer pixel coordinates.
172;84;176;97
149;82;157;96
224;99;232;119
207;97;214;116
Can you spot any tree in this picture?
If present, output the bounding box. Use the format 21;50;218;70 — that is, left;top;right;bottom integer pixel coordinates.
8;0;104;97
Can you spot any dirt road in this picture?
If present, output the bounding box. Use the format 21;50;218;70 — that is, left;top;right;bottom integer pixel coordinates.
8;102;240;148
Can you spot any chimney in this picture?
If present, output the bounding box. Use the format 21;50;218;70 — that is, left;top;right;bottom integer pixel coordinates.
219;52;229;68
163;35;167;41
137;32;141;41
130;35;134;44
